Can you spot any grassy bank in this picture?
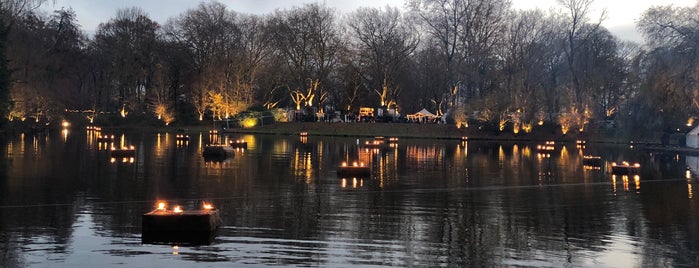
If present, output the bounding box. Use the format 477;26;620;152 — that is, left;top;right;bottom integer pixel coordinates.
223;122;656;144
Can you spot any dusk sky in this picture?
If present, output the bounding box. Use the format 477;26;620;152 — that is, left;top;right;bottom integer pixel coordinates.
39;0;699;42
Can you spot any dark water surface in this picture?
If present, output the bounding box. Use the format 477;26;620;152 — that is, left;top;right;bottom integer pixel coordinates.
1;129;698;267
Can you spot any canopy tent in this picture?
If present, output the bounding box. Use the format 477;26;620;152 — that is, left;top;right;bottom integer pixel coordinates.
407;108;438;122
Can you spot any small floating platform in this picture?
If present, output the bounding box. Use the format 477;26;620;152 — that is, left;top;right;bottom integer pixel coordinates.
142;202;222;245
86;126;102;131
337;162;371;177
582;155;602;166
611;161;640;175
203;144;235;158
363;140;383;149
229;140;248;149
536;141;555;151
96;134;115;142
110;146;135;157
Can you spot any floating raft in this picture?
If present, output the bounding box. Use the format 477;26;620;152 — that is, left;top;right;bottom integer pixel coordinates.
536;141;555;151
142;205;222;245
96;134;115;142
229;140;248;149
110;146;135;157
363;140;383;149
611;162;640;175
203;144;235;158
582;155;602;166
337;162;371;177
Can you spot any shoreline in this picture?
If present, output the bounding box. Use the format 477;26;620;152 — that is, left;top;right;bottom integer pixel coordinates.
222;122;650;145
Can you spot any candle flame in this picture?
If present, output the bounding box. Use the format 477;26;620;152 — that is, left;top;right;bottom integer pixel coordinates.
202;203;214;210
157;202;166;211
173;206;183;213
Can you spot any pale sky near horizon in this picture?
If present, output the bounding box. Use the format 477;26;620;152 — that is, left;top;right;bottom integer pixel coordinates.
39;0;699;42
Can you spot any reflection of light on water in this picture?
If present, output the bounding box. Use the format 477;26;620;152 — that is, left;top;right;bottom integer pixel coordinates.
498;145;504;163
559;146;568;163
292;149;313;183
120;134;126;149
110;157;135;164
612;174;641;193
198;133;203;151
688;183;694;199
340;178;364;189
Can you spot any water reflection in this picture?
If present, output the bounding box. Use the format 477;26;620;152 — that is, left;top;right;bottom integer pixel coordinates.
1;132;699;267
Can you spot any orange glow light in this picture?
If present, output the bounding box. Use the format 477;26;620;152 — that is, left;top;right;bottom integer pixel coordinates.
157;202;167;211
173;206;183;213
202;202;214;210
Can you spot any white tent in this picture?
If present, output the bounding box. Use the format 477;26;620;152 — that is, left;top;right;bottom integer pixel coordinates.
687;125;699;148
407;108;438;122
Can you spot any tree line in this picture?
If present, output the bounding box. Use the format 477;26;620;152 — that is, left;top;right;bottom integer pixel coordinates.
1;0;698;134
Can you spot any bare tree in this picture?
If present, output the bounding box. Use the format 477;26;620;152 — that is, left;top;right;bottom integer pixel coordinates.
347;6;418;110
269;3;341;110
93;7;160;114
410;0;510;118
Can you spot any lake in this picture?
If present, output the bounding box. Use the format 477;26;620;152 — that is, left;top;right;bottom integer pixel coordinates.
1;128;698;267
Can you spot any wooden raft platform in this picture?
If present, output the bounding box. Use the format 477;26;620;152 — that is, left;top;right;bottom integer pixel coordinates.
202;144;235;158
110;146;135;158
229;140;248;149
337;162;371;177
142;209;222;245
610;162;640;175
